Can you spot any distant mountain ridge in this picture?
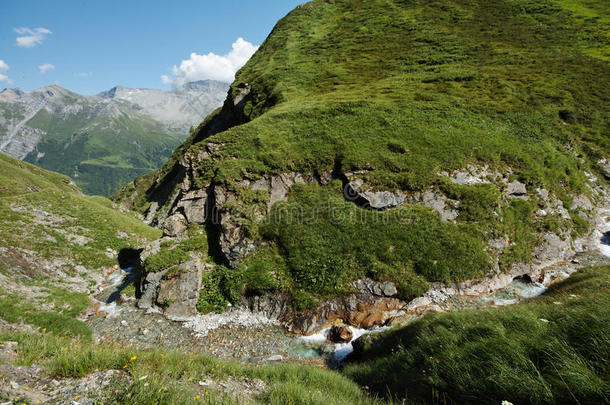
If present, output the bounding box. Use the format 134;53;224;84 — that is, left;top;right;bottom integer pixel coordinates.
0;80;229;195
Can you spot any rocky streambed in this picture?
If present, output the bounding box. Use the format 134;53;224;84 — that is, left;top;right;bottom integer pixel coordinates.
84;250;610;367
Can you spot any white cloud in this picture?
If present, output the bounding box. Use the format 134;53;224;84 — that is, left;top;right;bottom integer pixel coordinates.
75;72;92;78
162;37;258;85
0;60;12;83
38;63;55;74
15;27;52;48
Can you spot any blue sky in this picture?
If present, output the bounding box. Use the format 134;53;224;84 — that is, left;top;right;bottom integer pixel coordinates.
0;0;305;94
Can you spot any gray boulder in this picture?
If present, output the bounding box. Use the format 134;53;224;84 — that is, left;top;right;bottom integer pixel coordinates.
162;213;187;237
346;180;406;210
156;258;204;319
506;180;527;196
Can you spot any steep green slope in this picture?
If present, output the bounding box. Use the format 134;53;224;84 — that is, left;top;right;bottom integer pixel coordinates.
343;265;610;404
117;0;609;309
0;152;161;336
0;152;161;273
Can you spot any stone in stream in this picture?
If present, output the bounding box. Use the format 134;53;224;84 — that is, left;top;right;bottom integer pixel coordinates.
328;325;353;343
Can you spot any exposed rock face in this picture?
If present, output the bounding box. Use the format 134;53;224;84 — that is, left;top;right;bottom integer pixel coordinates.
240;292;293;320
345;178;406;210
162;213;188;237
353;278;398;297
440;164;499;185
241;277;404;335
137;268;169;310
269;173;310;207
176;190;208;224
533;233;571;265
414;189;459;222
345;177;458;221
328;325;353;343
536;187;570;219
506;180;527;196
155;258;204;319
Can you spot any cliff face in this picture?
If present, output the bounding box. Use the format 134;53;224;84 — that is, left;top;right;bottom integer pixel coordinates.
116;0;610;312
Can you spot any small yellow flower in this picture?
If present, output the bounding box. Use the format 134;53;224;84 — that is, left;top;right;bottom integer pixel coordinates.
196;395;200;400
75;396;79;400
123;364;128;369
130;356;137;361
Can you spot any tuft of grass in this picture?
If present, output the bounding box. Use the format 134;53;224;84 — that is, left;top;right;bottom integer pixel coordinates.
143;234;207;273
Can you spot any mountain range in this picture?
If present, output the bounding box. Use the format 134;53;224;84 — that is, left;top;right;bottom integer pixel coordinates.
0;80;228;195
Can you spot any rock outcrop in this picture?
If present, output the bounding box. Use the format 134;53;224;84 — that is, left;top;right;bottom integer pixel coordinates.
345;178;406;210
155;258;204;319
241;277;404;335
506;180;527;196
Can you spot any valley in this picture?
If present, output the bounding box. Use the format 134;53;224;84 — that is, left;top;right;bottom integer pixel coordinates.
0;0;609;403
0;81;228;196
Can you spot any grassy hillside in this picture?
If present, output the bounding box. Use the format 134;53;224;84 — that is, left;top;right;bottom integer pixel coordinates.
0;152;161;338
118;0;609;309
343;265;610;404
0;152;160;271
188;0;609;188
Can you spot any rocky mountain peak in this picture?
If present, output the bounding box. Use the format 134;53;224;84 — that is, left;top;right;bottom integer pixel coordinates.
0;88;25;102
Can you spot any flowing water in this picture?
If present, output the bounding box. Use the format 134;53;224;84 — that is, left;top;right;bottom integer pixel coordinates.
285;261;580;363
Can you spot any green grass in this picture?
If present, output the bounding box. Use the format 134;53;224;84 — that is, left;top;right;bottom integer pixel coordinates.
0;330;385;405
342;265;610;404
143;233;208;273
0;153;161;273
185;0;608;192
0;286;91;340
261;181;489;297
